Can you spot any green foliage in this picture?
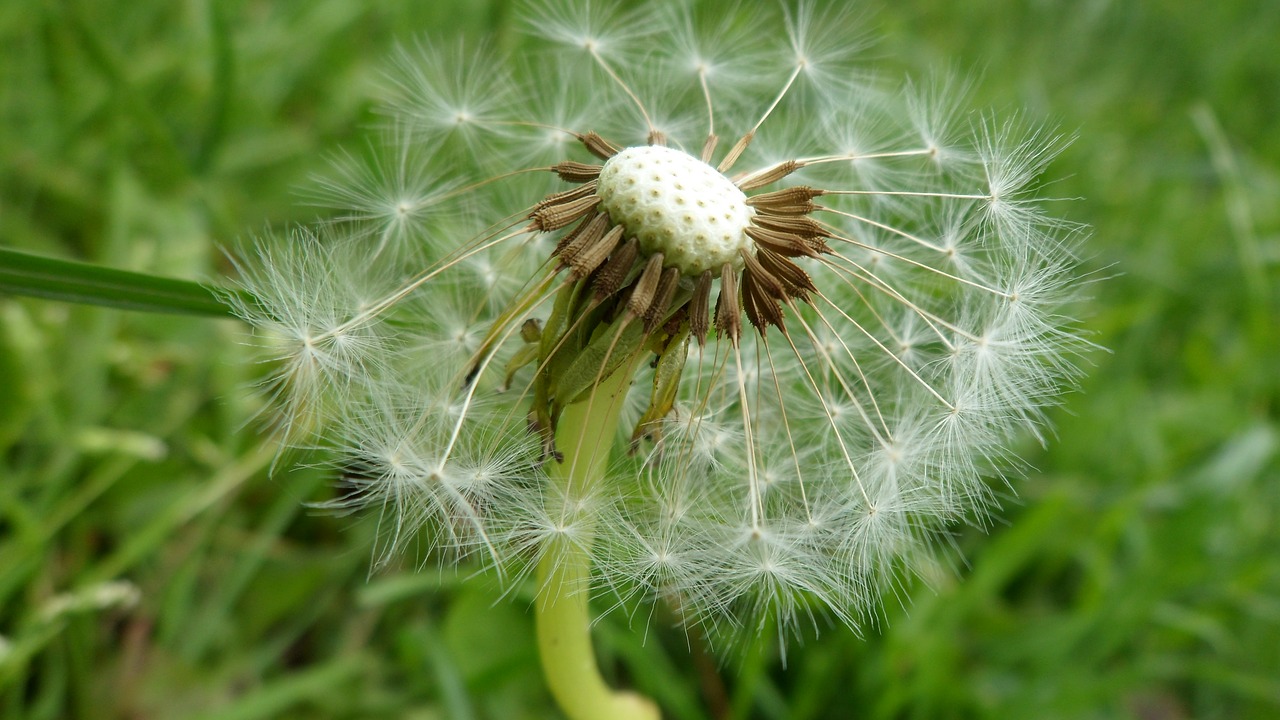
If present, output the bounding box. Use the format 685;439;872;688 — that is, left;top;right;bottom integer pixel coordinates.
1;1;1276;718
0;248;240;316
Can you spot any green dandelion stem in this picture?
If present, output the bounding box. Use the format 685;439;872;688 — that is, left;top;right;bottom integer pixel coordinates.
535;357;659;720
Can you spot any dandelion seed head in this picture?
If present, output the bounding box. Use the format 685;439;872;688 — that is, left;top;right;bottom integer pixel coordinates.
232;0;1092;644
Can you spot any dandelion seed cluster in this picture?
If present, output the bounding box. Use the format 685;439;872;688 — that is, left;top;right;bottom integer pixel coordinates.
231;0;1087;638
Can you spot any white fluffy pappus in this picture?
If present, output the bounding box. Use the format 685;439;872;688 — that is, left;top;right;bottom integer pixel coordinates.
229;0;1090;641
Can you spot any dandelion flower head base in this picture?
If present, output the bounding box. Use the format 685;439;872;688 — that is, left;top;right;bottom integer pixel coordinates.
597;145;755;277
517;129;840;459
533;134;827;354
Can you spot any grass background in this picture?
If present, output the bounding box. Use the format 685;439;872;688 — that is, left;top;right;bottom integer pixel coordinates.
1;0;1277;718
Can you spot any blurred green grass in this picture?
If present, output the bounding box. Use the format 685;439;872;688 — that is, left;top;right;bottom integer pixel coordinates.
1;1;1276;718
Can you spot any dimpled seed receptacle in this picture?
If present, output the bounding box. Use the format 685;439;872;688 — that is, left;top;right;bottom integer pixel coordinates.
596;146;755;277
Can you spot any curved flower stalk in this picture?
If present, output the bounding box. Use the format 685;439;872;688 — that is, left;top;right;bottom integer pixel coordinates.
229;1;1087;717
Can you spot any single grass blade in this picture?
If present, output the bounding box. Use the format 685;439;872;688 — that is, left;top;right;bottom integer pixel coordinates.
0;247;246;317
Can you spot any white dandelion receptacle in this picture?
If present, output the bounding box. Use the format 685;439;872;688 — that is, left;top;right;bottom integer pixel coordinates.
596;145;756;276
